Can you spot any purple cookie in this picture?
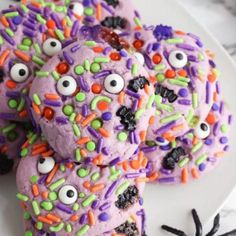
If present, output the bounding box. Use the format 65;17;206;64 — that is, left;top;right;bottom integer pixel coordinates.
144;98;232;184
29;38;155;164
0;1;85;121
16;146;146;235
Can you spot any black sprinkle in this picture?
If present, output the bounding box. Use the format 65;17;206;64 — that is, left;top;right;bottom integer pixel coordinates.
128;76;150;93
206;214;220;236
101;16;127;29
192;209;202;236
104;0;119;8
115;185;139;210
0;153;14;175
155;84;178;103
116;106;136;131
115;221;139;236
161;225;187;236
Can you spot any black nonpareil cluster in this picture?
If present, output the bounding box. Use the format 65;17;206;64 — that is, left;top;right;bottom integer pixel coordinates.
162;147;186;170
104;0;120;8
115;221;139;236
128;76;150;93
116;106;136;131
101;16;128;29
155;84;178;103
0;153;14;175
115;185;139;210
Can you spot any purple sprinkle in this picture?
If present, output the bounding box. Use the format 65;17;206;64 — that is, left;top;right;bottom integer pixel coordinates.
23;28;35;38
91;199;100;209
96;138;104;153
199;163;206;171
115;125;124;131
144;53;153;70
0;113;16;119
99;202;111;211
98;212;110;222
103;46;112;55
213;122;219;136
62;39;76;49
105;180;118;199
71;44;81;53
190;66;198;77
206;81;210;104
44;100;62;107
178;99;191;105
71;21;80;37
125;90;141;99
140;146;157;153
188;55;197;62
77;76;90;92
8;18;17;31
0;30;15;45
38;175;47;185
133;131;139;144
51;12;63;30
101;2;114;15
109;157;121;166
102;147;109;155
204;138;213;145
152;42;160;51
6;91;21;98
131;99;138;112
178;88;188;97
146;43;153;54
224;145;229;152
55;116;68;124
94;70;111;79
56;203;73;214
160;145;171;151
23;20;36;30
220;136;228;144
119;50;127;57
83;0;91;7
209;59;216;68
63;51;74;65
126;58;132;70
219;101;224;114
196;39;204;48
125;172;141;179
129;131;135;144
177;43;195;51
87;126;100;139
228;115;233;125
102;112;112;121
212;103;219;111
82;104;89;117
160;168;172;175
155;121;176;135
79;214;88;224
158;177;176;183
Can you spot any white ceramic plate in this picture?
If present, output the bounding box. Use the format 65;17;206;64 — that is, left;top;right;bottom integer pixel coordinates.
0;0;236;235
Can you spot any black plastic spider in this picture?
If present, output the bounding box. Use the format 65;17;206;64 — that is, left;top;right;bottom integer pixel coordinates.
162;209;236;236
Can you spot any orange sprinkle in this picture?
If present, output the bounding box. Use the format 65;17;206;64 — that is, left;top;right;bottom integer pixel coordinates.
137;96;145;109
142;157;148;168
32;146;48;156
96;3;102;21
118;91;125;105
175;30;186;35
171;124;185;132
213;92;218;102
165;69;176;78
98;128;110;137
14;50;31;62
42;149;54;157
191;168;199;179
61;18;67;28
32;184;39;197
32;142;47;151
48;29;57;38
208;74;216;83
32;102;41;115
83;181;91;189
46;164;59;184
149;116;155;125
0;49;10;66
90;183;105;193
46;19;56;29
88;210;95;226
178;69;187;77
215;151;225;158
80;149;88;158
66;162;74;169
76;114;83;123
73;13;82;20
122;161;129;171
144;84;150;94
70;215;79;221
130;160;141;170
136;177;149;183
77;137;90;145
181;168;188;184
46;214;61;223
162;132;175;142
0;16;9;27
206;112;216;125
37;216;53;225
64;27;71;38
41;191;49;199
134;25;142;31
81;113;96;127
149;76;157;84
93;46;104;53
138;151;144;162
6;80;17;89
148;172;159;182
139;131;147;142
31;1;41;8
21;140;29;149
19;109;28;118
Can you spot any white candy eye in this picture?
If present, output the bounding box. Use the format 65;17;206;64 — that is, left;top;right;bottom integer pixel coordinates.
169;50;188;68
195;122;210;139
59;185;78;205
134;52;145;66
10;63;29;82
37;157;55;174
69;2;84;16
156;137;169;146
104;74;124;94
43;38;62;56
57;76;77;96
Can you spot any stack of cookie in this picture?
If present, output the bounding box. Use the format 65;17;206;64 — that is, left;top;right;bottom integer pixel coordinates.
0;0;232;235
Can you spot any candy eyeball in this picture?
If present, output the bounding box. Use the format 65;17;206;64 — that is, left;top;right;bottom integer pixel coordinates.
37;157;55;174
104;74;125;94
58;185;78;205
69;2;84;16
134;52;145;66
43;38;62;57
168;50;188;68
194;122;210;139
10;63;29;82
57;76;77;96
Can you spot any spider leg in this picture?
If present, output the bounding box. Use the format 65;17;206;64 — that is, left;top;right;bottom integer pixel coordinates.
161;225;187;236
218;229;236;236
205;214;220;236
191;209;203;236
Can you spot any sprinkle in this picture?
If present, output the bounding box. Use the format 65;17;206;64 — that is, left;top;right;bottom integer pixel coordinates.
116;181;130;195
49;178;65;191
36;71;49;77
178;157;190;168
82;195;97;207
76;225;90;236
191;142;203;153
160;113;181;124
32;200;40;215
192;93;198;109
16;193;29;202
90;96;112;110
166;38;184;44
49;223;64;232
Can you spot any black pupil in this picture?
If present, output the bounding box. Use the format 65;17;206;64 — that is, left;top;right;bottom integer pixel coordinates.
176;53;184;60
39;158;45;164
66;190;75;198
200;123;208;131
19;69;26;76
62;80;70;87
110;80;117;87
69;4;74;10
50;41;57;47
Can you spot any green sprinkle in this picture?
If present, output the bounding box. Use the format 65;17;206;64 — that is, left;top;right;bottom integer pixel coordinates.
23;212;31;220
192;93;198;109
176;76;190;83
186;109;194;124
32;200;40;215
155;95;174;113
166;38;184;44
85;41;97;47
109;170;121;181
84;7;94;16
4;12;19;18
131;64;138;76
73;124;81;137
33;43;42;55
133;17;142;27
66;224;72;233
189;116;200;128
16;193;29;202
171;140;177;148
17;44;30;51
75;148;81;162
178;157;190;168
63;105;74;116
77;225;90;236
73;203;80;211
36;71;49;77
221;124;228;133
91;119;102;129
90;62;101;73
8;99;18;109
77;168;90;178
30;175;39;184
117;132;128;142
195;154;208;166
36;222;43;230
21;4;29;13
60;164;66;173
17;97;25;112
49;192;58;201
156;73;165;83
84;59;90;71
79;192;85;198
24;231;33;236
91;172;100;181
86;141;96;152
49;223;64;232
160;113;181;124
55;29;65;41
0;36;3;45
75;65;85;75
116;181;130;195
33;94;41;106
90;96;111;110
6;28;14;37
69;112;76;122
76;92;86;102
41;201;53;211
135;108;145;119
29;133;38;144
32;56;45;66
168;79;188;87
146;94;155;109
49;178;65;191
36;14;46;24
20;148;29;157
52;71;60;81
82;195;96;207
65;16;73;27
191;142;203;153
2;124;16;134
22;38;32;46
154;64;166;71
94;57;110;63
